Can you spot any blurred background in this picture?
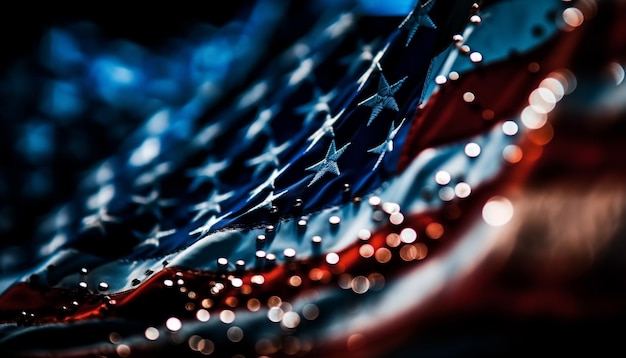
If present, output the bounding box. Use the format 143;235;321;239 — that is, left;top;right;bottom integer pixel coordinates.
0;2;274;271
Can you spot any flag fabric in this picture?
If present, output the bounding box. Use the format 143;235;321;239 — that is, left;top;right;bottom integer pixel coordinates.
2;0;626;357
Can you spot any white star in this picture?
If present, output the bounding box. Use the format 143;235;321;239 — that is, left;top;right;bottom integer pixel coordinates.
134;161;174;187
236;80;270;110
368;118;406;171
132;224;176;248
131;186;177;220
81;207;120;235
399;0;437;47
190;188;234;222
85;184;115;211
323;12;356;39
242;189;288;216
129;137;161;167
357;48;386;91
306;109;344;152
186;157;230;191
245;139;292;178
340;39;378;78
288;57;315;87
294;87;336;127
244;106;277;141
191;121;225;148
248;164;291;202
358;73;407;126
306;139;351;187
189;211;232;238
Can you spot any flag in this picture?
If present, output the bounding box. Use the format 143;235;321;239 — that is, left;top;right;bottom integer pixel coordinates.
2;0;626;357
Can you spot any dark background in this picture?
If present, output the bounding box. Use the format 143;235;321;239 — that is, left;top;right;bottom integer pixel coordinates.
0;4;247;262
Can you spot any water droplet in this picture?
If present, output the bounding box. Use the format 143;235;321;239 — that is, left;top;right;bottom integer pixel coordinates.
196;309;210;322
283;248;296;259
268;307;284;322
302;304;319;320
282;311;301;329
227;326;244;342
435;170;451;185
357;229;371;241
368;196;381;207
464;143;481;158
454;182;472;198
351;276;370;294
220;310;235;324
400;228;417;243
502;121;519;136
463;91;475;102
482;196;514;226
325;252;339;265
145;327;160;341
469;52;483;63
435;75;447;84
166;317;182;332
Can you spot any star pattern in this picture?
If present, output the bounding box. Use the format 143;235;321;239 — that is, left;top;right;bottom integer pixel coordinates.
244;106;277;141
306;139;351;187
340;39;378;78
190;188;234;222
399;0;437;47
134;161;174;187
188;211;232;238
248;164;291;202
245;139;291;178
186;157;230;192
132;223;176;248
306;109;344;152
358;73;407;126
242;189;288;216
288;58;315;87
294;87;336;127
131;186;177;220
80;207;121;235
368;118;406;170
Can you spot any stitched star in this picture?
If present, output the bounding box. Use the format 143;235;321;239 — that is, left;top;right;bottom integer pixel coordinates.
306;139;351;187
368;118;406;171
243;189;289;216
244;106;277;141
132;223;176;248
288;58;315;87
190;188;234;222
358;73;407;126
134;161;174;188
85;184;115;211
399;0;437;47
245;139;291;179
294;87;336;127
186;156;230;192
248;164;291;202
189;211;232;238
81;207;121;235
340;39;379;78
306;109;344;152
131;186;177;220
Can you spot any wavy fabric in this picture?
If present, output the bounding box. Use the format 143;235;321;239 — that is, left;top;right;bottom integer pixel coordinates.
2;0;626;357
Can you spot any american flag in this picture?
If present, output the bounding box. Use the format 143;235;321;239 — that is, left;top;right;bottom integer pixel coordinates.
2;0;626;356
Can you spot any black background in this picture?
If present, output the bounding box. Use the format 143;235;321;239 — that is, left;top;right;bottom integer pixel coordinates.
0;3;246;255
